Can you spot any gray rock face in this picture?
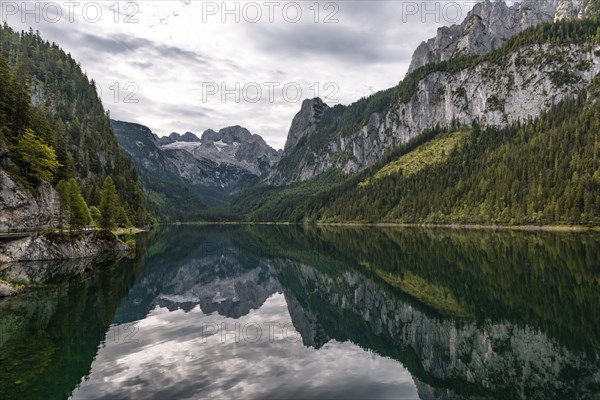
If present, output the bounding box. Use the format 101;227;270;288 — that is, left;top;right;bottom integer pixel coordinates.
0;171;59;229
408;0;560;74
555;0;589;20
0;234;129;263
283;98;329;152
162;125;282;177
278;44;600;182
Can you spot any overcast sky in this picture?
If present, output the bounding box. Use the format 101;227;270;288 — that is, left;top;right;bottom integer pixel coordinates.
2;0;485;149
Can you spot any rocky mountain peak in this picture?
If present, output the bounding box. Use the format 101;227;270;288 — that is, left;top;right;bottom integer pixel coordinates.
284;98;329;152
200;126;254;144
181;132;201;142
407;0;562;73
219;125;253;143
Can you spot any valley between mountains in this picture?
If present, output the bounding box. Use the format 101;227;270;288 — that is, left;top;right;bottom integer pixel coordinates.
1;0;600;244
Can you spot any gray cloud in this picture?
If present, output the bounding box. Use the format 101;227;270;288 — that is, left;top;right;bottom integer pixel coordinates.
76;32;208;64
3;0;467;149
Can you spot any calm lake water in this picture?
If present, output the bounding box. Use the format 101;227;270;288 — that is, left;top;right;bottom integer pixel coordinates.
1;225;600;400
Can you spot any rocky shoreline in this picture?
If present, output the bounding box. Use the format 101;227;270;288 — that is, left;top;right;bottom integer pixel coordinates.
0;231;131;297
0;231;130;263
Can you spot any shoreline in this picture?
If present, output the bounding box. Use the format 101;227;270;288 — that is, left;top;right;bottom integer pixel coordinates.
162;221;600;232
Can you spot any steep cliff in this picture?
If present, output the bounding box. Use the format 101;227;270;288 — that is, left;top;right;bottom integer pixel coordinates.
272;15;600;184
283;98;329;152
0;171;59;229
408;0;560;73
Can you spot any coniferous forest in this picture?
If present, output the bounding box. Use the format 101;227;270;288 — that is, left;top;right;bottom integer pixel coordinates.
0;24;150;228
235;88;600;225
232;19;600;226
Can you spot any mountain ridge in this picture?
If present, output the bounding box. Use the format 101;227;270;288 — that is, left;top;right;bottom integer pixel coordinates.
112;120;280;214
270;1;600;185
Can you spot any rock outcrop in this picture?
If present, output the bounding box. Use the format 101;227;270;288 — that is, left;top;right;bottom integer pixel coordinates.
0;171;59;229
158;131;201;146
408;0;561;74
0;283;16;297
0;233;129;263
283;98;329;152
555;0;593;20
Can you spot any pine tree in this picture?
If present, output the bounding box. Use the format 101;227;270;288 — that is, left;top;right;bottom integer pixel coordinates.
67;178;91;229
0;53;16;140
55;179;71;228
89;206;102;227
99;176;120;229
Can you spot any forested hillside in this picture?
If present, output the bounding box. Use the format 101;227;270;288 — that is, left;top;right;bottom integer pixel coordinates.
236;77;600;226
0;24;150;227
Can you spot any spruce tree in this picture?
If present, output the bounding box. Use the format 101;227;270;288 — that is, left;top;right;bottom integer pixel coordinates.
99;176;120;230
67;178;91;229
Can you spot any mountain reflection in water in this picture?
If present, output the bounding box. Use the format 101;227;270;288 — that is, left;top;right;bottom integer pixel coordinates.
1;225;599;400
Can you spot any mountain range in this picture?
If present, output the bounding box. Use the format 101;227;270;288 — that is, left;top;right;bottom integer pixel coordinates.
3;0;599;227
112;120;280;216
107;0;600;226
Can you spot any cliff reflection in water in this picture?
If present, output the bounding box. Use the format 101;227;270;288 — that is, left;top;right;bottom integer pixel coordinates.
1;225;599;399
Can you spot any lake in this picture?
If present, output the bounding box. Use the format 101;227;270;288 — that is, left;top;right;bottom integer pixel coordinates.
1;225;599;400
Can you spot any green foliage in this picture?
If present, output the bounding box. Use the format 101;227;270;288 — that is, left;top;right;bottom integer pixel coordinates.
363;130;469;184
0;24;149;225
311;90;600;225
13;129;60;183
116;205;131;228
231;170;347;222
55;179;71;227
99;176;120;229
67;178;91;228
242;84;600;226
56;178;91;229
89;206;102;227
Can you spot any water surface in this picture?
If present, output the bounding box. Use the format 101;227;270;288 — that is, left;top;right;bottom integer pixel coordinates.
1;225;599;399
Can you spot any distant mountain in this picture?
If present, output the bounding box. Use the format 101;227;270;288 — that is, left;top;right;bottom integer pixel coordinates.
157;131;201;146
112;120;281;214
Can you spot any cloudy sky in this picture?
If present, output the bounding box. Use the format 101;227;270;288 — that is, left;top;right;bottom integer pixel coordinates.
2;1;483;149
